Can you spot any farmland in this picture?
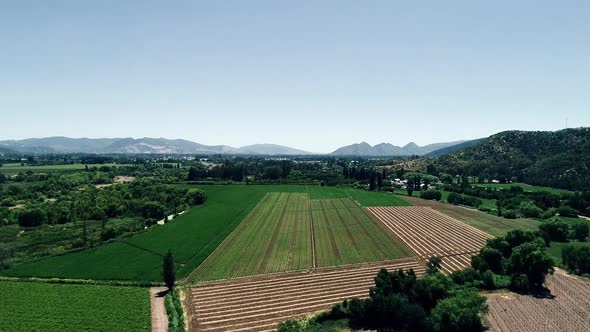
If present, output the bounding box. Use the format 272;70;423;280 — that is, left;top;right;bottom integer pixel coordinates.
187;192;412;282
367;206;492;258
485;269;590;332
474;182;574;195
0;281;150;332
188;258;426;332
401;195;540;237
2;185;413;281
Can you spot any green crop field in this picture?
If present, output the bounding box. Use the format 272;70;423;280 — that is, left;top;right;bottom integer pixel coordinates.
473;182;574;195
0;281;150;331
3;185;412;282
401;195;540;237
187;192;412;282
0;163;134;174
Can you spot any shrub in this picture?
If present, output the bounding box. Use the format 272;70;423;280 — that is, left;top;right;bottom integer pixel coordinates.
572;223;589;242
539;221;569;243
558;206;579;218
502;209;517;219
510;274;529;293
540;208;557;219
420;190;442;201
165;289;185;332
518;201;543;218
562;245;590;275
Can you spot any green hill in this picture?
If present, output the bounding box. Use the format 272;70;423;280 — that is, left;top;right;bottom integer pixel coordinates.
434;128;590;191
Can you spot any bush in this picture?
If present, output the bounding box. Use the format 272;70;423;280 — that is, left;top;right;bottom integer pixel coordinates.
558;206;579;218
572;223;589;242
429;289;488;332
420;190;442;201
518;201;543;218
510;274;529;293
562;245;590;275
539;221;570;243
165;289;184;332
502;209;517;219
17;208;47;227
540;208;557;219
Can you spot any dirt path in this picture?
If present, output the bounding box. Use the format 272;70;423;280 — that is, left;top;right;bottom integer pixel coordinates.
150;287;169;332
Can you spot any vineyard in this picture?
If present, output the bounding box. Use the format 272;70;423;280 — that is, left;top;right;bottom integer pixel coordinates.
188;258;426;332
187;193;412;282
0;281;150;332
367;206;492;258
485;269;590;332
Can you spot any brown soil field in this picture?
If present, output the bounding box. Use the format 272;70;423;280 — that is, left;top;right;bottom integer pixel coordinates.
367;206;492;258
485;269;590;332
188;258;426;332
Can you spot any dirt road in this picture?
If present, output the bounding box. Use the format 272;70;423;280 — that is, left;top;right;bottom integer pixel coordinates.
150;287;168;332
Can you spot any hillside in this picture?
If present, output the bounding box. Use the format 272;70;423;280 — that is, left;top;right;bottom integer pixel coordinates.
435;128;590;190
425;139;482;157
330;140;468;156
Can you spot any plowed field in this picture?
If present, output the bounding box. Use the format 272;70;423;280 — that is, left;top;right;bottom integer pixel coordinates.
188;258;426;332
367;206;492;258
485;269;590;332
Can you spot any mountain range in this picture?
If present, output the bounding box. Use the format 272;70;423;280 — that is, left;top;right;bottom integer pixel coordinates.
0;137;471;156
0;137;315;155
329;140;472;156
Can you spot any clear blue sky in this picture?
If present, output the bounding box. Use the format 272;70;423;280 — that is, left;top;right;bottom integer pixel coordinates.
1;1;589;153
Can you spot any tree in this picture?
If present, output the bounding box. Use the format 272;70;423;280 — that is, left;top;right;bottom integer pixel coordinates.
509;239;554;288
572;223;589;241
0;173;6;184
369;173;377;191
427;256;442;275
163;250;176;291
429;289;488;332
17;208;47;227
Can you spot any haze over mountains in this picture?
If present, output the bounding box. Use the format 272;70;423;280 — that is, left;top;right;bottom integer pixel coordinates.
0;137;314;155
0;137;473;156
329;140;472;156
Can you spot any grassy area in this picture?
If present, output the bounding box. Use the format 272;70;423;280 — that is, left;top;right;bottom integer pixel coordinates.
547;241;590;265
473;182;574;195
0;281;150;331
3;185;412;281
0;163;134;174
188;192;412;282
401;195;540;237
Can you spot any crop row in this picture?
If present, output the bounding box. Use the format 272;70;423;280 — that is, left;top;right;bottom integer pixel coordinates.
0;281;150;332
189;258;426;332
485;270;590;332
368;206;492;258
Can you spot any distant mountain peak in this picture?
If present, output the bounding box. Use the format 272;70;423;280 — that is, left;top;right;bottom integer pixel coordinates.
330;140;470;156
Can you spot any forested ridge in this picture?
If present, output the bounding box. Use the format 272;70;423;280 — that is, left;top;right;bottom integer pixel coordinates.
434;128;590;190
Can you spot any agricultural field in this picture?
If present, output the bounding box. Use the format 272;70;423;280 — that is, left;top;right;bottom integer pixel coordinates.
188;258;426;332
401;195;540;237
485;269;590;332
474;182;574;195
0;281;151;331
367;206;492;258
2;185;413;281
0;163;133;174
188;192;412;282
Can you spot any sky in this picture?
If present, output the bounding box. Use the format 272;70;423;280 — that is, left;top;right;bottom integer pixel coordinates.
1;1;589;153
